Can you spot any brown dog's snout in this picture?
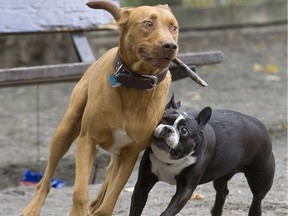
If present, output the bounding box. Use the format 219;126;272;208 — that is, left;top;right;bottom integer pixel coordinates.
160;41;178;61
162;41;178;52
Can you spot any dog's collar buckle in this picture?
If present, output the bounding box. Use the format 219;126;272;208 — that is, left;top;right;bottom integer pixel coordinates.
142;74;158;91
108;64;124;88
108;73;121;88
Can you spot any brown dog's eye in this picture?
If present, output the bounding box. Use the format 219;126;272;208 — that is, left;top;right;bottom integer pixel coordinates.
143;20;153;28
172;25;178;33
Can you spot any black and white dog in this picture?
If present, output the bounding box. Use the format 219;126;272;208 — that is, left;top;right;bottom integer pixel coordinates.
129;95;275;216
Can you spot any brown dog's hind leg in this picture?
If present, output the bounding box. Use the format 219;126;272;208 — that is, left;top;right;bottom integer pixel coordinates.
89;155;117;213
90;153;139;216
21;75;89;216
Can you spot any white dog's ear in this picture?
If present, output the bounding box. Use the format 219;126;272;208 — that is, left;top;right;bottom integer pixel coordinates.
195;107;212;131
165;93;182;110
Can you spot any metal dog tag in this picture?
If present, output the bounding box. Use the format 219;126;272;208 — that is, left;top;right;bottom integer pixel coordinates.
108;73;121;88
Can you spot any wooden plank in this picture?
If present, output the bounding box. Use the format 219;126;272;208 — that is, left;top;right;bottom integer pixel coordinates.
0;51;224;86
72;32;96;62
172;51;224;66
0;63;90;86
0;0;119;35
170;65;196;81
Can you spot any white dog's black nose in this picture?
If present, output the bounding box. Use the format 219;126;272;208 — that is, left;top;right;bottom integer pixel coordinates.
160;126;173;137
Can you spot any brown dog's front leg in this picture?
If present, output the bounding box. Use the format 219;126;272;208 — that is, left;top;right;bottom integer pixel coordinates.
21;72;89;216
70;135;96;216
21;108;85;216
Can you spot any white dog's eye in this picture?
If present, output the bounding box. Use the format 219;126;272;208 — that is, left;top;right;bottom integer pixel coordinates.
143;20;153;28
179;126;188;136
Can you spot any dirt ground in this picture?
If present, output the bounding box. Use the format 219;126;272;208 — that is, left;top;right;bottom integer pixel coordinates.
0;25;287;215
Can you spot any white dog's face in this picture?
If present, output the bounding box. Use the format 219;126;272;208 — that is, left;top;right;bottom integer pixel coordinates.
151;109;200;165
152;114;188;164
154;115;185;148
151;96;212;166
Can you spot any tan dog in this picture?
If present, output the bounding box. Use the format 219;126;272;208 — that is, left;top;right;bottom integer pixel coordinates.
21;1;179;216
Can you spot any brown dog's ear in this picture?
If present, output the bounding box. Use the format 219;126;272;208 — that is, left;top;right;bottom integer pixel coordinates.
86;1;121;21
117;7;134;28
157;4;171;11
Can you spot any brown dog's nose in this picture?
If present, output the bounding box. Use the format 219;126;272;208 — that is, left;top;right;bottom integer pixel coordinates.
162;41;178;52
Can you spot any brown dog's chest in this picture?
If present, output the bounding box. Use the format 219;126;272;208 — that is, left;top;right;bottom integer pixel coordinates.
83;75;171;155
79;48;172;155
108;92;168;154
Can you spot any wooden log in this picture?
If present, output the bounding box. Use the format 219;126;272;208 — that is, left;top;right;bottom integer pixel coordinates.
0;51;224;86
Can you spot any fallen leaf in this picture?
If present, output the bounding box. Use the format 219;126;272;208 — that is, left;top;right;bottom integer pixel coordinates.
253;63;279;74
277;123;288;129
191;193;204;200
124;187;134;192
253;63;263;72
263;64;279;74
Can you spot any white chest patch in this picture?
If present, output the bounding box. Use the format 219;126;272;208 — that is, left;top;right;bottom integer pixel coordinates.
149;153;197;185
109;129;133;155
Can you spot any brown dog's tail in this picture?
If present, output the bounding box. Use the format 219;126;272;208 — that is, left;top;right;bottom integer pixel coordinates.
87;1;121;21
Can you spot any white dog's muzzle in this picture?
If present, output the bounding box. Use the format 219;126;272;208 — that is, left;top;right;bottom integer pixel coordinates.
154;115;185;148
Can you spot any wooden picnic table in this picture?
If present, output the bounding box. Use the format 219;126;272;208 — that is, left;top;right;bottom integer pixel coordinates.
0;0;223;86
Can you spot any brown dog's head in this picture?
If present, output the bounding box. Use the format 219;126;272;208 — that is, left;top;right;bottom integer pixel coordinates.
87;1;179;74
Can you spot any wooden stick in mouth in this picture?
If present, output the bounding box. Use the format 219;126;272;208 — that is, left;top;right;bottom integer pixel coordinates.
172;58;208;87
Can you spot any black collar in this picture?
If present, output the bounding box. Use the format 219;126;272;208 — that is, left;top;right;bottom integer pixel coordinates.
108;51;168;91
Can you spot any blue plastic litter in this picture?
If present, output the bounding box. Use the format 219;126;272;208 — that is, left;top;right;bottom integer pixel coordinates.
22;170;65;189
